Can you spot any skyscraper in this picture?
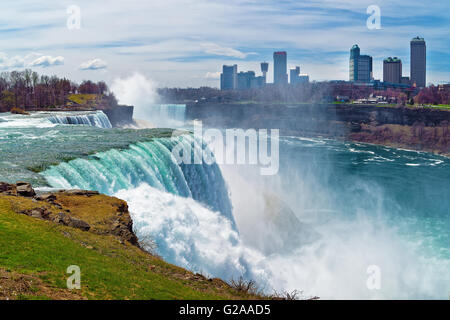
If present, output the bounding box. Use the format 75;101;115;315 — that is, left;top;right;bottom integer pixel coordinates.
349;45;360;82
237;71;255;90
220;64;237;90
383;57;402;84
273;51;287;85
410;36;426;87
349;45;373;83
290;66;300;84
260;62;269;84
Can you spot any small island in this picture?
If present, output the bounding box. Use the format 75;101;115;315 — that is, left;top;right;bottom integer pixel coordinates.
0;70;134;127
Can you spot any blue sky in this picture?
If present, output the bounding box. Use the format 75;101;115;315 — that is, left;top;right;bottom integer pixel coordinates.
0;0;449;87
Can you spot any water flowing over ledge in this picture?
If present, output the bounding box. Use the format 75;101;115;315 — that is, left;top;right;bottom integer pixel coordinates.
0;110;112;129
41;135;235;228
47;111;112;128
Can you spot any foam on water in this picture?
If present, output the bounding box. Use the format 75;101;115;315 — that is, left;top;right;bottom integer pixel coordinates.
115;184;267;282
42;135;235;228
47;111;112;128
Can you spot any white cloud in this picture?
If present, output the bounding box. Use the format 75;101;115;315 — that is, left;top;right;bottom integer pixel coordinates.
29;55;64;67
201;43;252;59
0;0;448;85
0;52;64;70
205;71;221;79
80;58;108;70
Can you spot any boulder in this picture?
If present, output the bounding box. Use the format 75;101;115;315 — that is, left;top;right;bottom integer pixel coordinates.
15;182;36;197
0;182;9;193
29;209;44;219
67;217;91;231
35;194;57;202
53;212;90;231
52;212;72;225
0;182;17;196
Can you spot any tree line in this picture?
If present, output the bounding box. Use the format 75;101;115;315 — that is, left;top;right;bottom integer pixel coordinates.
158;82;449;106
0;70;111;112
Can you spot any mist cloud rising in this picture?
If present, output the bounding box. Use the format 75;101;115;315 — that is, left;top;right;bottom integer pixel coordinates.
111;73;160;121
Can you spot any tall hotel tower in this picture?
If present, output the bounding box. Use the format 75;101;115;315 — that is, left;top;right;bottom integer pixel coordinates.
273;51;288;85
410;36;426;87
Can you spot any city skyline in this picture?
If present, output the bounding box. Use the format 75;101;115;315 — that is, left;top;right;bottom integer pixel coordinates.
219;36;424;89
0;1;449;87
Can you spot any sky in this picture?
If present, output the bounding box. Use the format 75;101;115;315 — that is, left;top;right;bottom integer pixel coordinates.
0;0;449;88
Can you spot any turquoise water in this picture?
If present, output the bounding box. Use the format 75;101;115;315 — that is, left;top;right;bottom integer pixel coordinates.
0;111;174;185
278;137;449;260
0;111;448;299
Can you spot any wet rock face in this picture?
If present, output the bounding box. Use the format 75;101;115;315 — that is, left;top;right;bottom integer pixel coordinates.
110;201;138;246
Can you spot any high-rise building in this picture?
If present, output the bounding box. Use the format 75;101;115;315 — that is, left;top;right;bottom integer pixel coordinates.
383;57;402;84
290;67;300;84
289;66;309;84
401;76;410;85
273;51;288;85
349;45;373;83
261;62;269;84
251;76;265;89
237;71;255;90
220;64;237;90
298;75;310;84
349;45;360;82
410;36;426;87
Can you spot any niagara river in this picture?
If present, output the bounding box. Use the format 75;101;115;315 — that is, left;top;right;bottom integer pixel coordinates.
0;108;448;299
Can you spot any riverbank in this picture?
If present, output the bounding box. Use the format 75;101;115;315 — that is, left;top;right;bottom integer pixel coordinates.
186;102;450;156
0;182;264;300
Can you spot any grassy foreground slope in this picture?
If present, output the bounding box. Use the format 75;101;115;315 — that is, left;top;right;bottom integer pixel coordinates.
0;197;259;300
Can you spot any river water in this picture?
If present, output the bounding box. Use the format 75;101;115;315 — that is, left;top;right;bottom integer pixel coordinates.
0;109;448;299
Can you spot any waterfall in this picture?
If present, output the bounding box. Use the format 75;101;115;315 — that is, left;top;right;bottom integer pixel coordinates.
144;104;186;128
41;134;235;228
47;111;112;128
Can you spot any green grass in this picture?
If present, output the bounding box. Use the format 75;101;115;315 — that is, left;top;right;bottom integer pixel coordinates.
0;198;256;300
67;94;100;106
429;104;450;110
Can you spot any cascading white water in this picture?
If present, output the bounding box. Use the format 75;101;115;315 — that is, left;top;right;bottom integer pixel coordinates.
40;133;450;299
144;104;186;128
47;111;112;128
42;134;234;227
115;184;267;283
41;134;259;281
0;111;112;128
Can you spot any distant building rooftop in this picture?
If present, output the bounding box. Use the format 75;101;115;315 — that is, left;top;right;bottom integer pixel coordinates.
384;57;402;63
411;36;425;42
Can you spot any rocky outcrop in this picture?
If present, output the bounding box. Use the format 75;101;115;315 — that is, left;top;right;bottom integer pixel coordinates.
0;182;138;246
187;102;450;129
186;102;450;155
103;105;134;127
0;181;36;197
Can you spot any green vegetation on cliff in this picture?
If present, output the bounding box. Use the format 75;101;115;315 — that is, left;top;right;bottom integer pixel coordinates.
0;195;261;300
